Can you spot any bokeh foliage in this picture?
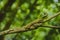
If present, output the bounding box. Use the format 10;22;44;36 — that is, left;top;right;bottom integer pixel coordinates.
0;0;60;40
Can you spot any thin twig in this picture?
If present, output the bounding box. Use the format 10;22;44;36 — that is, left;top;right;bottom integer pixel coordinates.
41;26;60;29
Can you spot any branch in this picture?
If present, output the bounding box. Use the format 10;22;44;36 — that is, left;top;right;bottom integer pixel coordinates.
0;12;60;35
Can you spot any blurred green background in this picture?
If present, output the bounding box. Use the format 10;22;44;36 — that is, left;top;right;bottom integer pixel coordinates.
0;0;60;40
